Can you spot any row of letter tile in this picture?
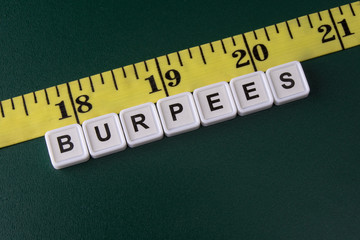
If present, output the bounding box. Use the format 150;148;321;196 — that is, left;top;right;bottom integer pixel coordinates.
45;61;310;169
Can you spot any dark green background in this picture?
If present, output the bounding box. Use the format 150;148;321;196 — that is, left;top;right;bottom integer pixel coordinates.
1;0;359;239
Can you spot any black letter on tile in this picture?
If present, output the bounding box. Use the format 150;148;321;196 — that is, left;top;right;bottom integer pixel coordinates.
280;72;295;89
242;82;259;100
95;123;111;142
206;93;223;111
131;114;149;132
169;103;184;121
57;135;74;153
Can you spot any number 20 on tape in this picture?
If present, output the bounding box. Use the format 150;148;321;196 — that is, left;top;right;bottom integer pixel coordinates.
0;1;360;148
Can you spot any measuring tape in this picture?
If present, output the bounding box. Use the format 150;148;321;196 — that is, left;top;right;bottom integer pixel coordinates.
1;2;359;148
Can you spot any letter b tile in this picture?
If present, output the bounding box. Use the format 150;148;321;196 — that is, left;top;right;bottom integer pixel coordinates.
45;124;90;169
82;113;127;158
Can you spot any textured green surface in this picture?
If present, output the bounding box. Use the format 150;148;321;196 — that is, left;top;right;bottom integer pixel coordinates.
1;0;360;239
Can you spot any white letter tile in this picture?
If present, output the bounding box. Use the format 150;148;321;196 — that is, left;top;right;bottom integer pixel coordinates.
193;82;237;126
119;102;163;148
266;61;310;105
157;92;200;137
45;124;89;170
230;71;273;116
82;113;127;158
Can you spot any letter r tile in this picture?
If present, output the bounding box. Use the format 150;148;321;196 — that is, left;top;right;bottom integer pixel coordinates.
45;124;89;170
119;102;163;148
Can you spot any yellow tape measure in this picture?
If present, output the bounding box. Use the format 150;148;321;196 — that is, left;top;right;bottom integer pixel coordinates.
1;2;360;148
